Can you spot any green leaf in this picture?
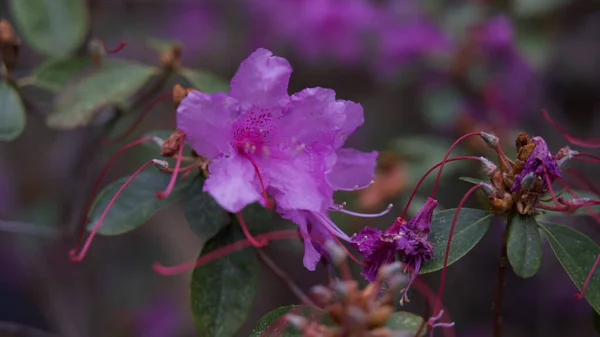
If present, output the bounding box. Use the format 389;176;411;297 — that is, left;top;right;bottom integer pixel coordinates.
241;202;276;235
250;305;329;337
86;170;194;235
386;311;426;336
181;68;229;94
513;0;572;17
186;178;230;241
9;0;88;58
459;177;482;185
507;214;542;278
0;82;26;141
31;58;90;91
538;221;600;314
47;60;158;129
420;208;494;274
191;226;258;337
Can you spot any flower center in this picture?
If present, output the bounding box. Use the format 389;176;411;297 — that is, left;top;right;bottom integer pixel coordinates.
232;108;274;155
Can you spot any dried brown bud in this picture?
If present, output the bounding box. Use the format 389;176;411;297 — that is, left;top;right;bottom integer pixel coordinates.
0;20;20;75
515;132;529;153
517;143;535;162
159;45;182;71
366;306;394;329
172;84;188;107
161;130;183;157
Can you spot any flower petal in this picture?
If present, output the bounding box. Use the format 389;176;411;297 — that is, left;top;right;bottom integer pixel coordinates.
281;210;328;271
334;100;364;149
176;91;236;159
203;155;262;213
327;148;378;190
229;48;292;108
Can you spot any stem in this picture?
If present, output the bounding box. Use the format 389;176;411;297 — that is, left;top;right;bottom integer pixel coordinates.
493;220;509;337
254;248;316;307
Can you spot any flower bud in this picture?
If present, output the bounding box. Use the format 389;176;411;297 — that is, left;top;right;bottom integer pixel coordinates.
478;157;497;176
152;159;169;170
520;172;536;192
325;240;346;265
479;182;497;199
480;132;499;149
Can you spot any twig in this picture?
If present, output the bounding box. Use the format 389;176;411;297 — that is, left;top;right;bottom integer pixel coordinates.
254;248;316;307
493;223;509;337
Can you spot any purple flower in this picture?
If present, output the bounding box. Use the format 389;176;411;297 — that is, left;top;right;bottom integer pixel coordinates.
511;137;562;192
351;198;437;286
177;48;379;270
245;0;377;65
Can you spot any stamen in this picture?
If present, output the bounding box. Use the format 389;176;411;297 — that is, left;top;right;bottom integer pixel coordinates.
156;133;185;200
330;202;347;210
433;184;481;317
100;39;127;54
236;212;268;248
102;92;172;145
70;160;155;262
329;203;393;218
334;180;374;191
246;155;272;210
401;156;481;220
70;137;154;255
314;212;351;241
327;230;366;267
153;229;300;275
574;253;600;300
542;109;600;148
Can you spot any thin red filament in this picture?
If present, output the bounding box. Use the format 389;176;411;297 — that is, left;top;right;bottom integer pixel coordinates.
401;156;481;219
412;277;456;337
71;137;154;255
575;253;600;300
433;184;481;317
329;232;367;267
236;212;268;248
153;229;300;275
156;133;185;200
430;132;482;199
573;157;600;165
557;179;600;224
247;155;272;210
102;92;172;145
542;109;600;148
70;160;155;262
101;40;127;54
566;168;600;196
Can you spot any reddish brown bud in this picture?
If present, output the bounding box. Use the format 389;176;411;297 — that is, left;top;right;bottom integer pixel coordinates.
0;20;20;76
517;143;535;162
159;45;182;71
515;132;529;152
172;84;187;107
161;130;183;157
366;306;394;328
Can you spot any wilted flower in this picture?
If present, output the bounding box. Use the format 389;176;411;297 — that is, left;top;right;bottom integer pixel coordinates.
177;48;379;269
512;136;562;193
351;197;437;298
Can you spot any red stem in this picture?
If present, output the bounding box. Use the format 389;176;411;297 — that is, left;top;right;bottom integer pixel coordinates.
153;229;300;275
101;40;127;54
156;133;185;200
71;137;154;254
70;160;155;262
401;155;481;220
430;132;482;199
575;253;600;300
433;184;481;316
236;212;268;248
542;109;600;148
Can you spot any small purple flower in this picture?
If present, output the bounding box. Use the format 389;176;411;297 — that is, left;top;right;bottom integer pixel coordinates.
512;137;562;192
177;48;379;270
351;198;437;289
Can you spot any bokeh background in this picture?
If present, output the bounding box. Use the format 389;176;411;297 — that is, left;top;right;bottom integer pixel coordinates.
2;0;600;336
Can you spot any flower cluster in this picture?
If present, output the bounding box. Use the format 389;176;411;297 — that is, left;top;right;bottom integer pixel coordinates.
177;48;380;270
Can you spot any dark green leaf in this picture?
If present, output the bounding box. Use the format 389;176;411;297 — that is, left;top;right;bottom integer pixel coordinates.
459;177;483;185
86;170;194;235
0;82;26;141
181;68;229;94
9;0;88;58
186;178;230;241
513;0;572;17
31;58;90;91
538;221;600;314
241;202;276;235
191;226;258;337
386;311;425;336
250;305;329;337
47;60;158;129
420;208;494;274
507;214;542;278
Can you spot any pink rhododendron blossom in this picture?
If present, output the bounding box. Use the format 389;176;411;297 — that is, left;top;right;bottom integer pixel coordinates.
177;48;380;270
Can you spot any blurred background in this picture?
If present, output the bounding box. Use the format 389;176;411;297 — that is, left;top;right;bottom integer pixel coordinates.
2;0;600;336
